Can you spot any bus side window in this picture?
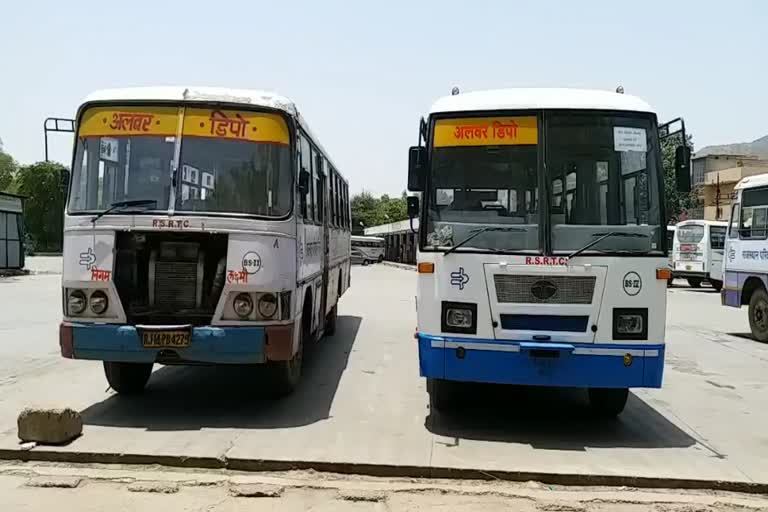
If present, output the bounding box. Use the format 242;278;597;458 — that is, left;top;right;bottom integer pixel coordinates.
299;134;312;220
710;226;726;250
315;153;325;223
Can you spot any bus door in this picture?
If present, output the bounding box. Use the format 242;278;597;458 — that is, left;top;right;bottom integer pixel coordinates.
709;225;726;282
318;165;330;325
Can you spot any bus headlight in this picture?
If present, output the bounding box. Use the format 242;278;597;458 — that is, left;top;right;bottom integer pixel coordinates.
258;293;278;318
89;290;109;315
613;308;647;340
441;301;477;334
233;293;254;318
67;290;87;315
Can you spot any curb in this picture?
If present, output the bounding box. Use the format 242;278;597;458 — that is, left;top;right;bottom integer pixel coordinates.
0;448;766;495
381;261;416;272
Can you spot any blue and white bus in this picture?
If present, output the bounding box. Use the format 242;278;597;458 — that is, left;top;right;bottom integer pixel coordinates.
407;88;688;416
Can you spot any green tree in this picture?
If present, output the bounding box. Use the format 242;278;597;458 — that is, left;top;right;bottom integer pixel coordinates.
14;161;67;252
662;133;696;223
0;150;17;192
351;190;409;233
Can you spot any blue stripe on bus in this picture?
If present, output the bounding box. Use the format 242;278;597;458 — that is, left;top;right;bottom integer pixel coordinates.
417;333;664;389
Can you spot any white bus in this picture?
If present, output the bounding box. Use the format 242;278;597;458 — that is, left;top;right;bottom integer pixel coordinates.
722;173;768;341
351;235;385;263
407;88;688;416
58;87;351;395
672;220;727;290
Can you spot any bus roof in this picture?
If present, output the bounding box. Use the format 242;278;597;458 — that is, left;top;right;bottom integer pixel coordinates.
676;219;728;227
79;86;346;184
735;172;768;191
429;88;655;115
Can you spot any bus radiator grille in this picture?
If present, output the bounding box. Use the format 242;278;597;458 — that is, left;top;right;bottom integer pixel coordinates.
493;275;596;305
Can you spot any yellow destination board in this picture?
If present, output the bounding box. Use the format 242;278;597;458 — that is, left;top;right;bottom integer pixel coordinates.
434;116;538;147
78;106;179;137
183;108;289;144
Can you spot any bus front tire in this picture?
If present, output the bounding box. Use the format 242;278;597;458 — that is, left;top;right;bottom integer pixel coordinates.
710;279;723;292
266;298;310;396
588;388;629;417
104;361;153;395
427;378;455;413
748;288;768;343
687;278;702;288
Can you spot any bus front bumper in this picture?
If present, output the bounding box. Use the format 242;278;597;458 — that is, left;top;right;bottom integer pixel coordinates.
417;333;665;388
59;322;294;365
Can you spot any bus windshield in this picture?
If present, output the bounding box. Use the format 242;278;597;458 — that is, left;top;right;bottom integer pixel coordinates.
677;224;705;243
423;112;662;254
69;106;292;217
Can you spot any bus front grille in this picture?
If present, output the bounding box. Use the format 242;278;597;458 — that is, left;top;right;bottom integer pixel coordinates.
494;275;596;305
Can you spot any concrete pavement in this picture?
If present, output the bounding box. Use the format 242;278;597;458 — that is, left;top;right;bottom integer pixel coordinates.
0;264;766;490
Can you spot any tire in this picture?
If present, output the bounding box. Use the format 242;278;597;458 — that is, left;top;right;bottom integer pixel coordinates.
103;361;153;395
427;378;456;413
588;388;629;417
710;279;723;292
265;298;309;396
362;259;369;266
687;278;702;288
378;255;384;263
325;305;338;337
748;287;768;343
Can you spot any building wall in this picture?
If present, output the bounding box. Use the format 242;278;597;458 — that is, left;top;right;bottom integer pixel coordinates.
691;155;768;221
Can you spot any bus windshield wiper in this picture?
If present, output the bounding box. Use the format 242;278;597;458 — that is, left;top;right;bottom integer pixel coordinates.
91;199;157;224
567;231;649;259
444;226;527;255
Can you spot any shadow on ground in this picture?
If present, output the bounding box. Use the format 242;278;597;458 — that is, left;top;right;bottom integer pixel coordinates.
425;383;698;451
80;316;361;431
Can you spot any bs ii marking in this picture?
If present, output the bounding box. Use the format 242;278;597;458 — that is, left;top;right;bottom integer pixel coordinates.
622;271;642;296
450;267;470;290
242;251;262;274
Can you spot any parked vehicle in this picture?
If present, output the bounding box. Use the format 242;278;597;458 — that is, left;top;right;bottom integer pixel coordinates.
672;220;727;290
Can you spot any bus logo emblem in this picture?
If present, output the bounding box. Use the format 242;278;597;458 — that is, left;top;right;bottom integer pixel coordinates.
531;280;557;301
450;267;470;290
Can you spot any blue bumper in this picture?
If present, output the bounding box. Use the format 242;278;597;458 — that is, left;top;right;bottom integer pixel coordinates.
418;334;664;388
69;323;266;364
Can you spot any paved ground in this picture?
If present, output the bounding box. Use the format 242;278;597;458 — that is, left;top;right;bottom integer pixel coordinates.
0;262;767;489
1;461;766;511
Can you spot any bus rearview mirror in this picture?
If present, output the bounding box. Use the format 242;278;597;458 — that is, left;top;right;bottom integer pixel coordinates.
675;146;691;193
407;196;419;218
408;146;426;192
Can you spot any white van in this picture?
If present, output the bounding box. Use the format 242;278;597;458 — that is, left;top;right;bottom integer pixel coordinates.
672;220;727;290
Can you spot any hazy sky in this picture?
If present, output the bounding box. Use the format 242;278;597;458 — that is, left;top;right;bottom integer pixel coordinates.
1;1;766;195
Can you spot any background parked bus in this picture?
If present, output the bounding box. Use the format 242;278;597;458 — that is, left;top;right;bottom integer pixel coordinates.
672;220;727;290
666;225;676;286
59;87;351;396
407;88;689;417
722;173;768;342
350;235;385;263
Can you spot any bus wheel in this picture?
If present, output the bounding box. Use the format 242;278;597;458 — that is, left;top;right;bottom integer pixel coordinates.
103;362;153;395
362;259;369;266
378;255;384;263
687;278;702;288
266;299;309;396
748;288;768;343
325;305;338;337
588;388;629;417
427;378;455;413
710;279;723;292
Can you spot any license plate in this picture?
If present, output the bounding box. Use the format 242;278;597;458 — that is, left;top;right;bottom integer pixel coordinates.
141;330;191;348
686;265;692;271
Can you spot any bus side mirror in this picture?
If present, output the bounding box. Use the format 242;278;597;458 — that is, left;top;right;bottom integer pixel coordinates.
298;169;310;193
675;146;691;193
408;146;426;192
407;195;419;234
407;195;419;218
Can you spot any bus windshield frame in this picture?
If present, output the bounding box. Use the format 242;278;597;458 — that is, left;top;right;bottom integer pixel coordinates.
67;102;295;221
420;109;665;256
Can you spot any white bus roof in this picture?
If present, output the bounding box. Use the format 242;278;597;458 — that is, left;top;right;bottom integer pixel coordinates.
676;219;728;227
79;86;345;183
735;173;768;191
351;235;385;241
429;88;655;115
